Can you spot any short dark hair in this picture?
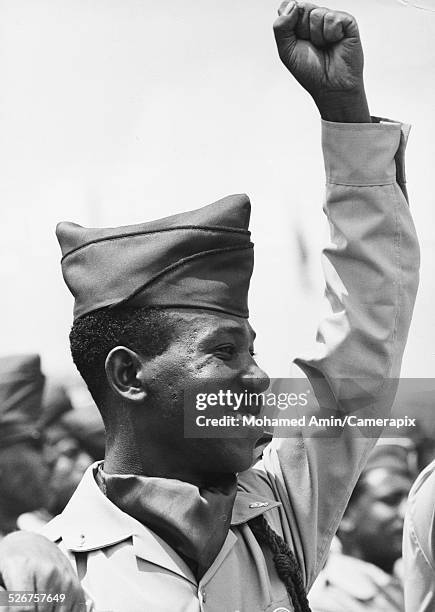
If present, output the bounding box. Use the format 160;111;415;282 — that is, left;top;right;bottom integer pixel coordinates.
69;307;181;407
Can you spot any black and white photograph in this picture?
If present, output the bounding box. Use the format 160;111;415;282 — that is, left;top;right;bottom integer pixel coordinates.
0;1;435;610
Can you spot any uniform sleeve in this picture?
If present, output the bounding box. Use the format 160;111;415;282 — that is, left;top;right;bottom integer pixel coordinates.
239;118;420;590
403;460;435;612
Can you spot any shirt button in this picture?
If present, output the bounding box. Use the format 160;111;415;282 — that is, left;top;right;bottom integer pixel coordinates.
201;588;206;603
76;533;86;547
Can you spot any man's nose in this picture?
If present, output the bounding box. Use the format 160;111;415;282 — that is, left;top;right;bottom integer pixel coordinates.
240;363;270;394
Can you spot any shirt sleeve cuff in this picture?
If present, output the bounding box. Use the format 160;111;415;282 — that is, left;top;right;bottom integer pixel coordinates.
322;117;411;187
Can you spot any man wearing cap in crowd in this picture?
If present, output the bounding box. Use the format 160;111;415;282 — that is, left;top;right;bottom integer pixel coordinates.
0;2;420;611
26;382;96;523
0;358;93;536
0;355;50;538
309;440;417;612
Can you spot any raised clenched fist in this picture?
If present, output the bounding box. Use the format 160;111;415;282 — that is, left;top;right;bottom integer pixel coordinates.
273;1;371;122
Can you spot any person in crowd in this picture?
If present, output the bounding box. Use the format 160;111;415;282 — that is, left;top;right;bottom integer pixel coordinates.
17;382;96;529
43;419;95;517
59;382;105;462
309;440;417;612
0;354;50;538
403;457;435;611
0;2;420;611
0;361;97;537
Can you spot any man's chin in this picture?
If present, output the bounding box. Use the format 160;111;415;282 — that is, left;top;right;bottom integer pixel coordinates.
222;442;257;473
187;434;261;476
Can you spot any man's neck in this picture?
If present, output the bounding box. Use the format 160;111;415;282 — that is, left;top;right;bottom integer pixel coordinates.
103;450;235;489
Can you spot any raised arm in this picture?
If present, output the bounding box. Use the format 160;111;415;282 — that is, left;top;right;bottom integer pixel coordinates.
240;0;420;590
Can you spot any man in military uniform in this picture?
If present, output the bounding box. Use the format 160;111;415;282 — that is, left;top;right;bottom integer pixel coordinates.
0;354;50;538
0;2;420;611
309;441;416;612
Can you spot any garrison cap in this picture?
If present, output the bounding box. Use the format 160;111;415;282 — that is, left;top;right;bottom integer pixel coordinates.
0;354;45;447
364;438;417;477
57;194;253;320
40;382;73;428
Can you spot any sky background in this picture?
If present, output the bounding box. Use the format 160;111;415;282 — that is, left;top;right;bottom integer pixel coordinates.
1;0;434;381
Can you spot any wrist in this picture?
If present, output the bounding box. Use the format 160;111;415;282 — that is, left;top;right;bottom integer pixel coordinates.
315;89;371;123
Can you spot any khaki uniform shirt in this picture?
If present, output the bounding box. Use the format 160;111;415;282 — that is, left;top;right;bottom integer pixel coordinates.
309;552;404;612
42;118;419;612
403;460;435;612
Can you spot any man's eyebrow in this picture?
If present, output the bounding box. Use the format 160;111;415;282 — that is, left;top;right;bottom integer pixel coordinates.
199;324;255;342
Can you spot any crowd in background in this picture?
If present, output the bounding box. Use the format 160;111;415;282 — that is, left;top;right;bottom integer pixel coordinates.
0;354;104;540
1;353;434;612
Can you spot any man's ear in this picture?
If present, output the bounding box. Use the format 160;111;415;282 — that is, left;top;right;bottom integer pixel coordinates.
105;346;148;403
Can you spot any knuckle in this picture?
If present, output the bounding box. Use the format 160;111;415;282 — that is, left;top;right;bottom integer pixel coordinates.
277;1;291;17
310;8;326;24
337;10;354;22
298;1;316;9
324;12;338;23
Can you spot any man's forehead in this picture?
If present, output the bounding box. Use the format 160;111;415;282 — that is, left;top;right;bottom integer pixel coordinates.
363;466;413;492
172;309;256;341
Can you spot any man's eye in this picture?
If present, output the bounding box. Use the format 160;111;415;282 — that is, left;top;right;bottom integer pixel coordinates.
215;345;236;358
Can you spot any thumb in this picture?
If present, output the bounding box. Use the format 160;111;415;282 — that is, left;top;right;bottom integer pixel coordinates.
273;1;299;41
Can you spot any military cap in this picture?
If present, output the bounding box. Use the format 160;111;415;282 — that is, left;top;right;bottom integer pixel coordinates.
40;381;73;429
364;438;417;477
57;194;253;320
0;354;45;447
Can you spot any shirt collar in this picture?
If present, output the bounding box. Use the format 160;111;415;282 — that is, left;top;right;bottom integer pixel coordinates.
43;462;280;566
231;490;281;525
